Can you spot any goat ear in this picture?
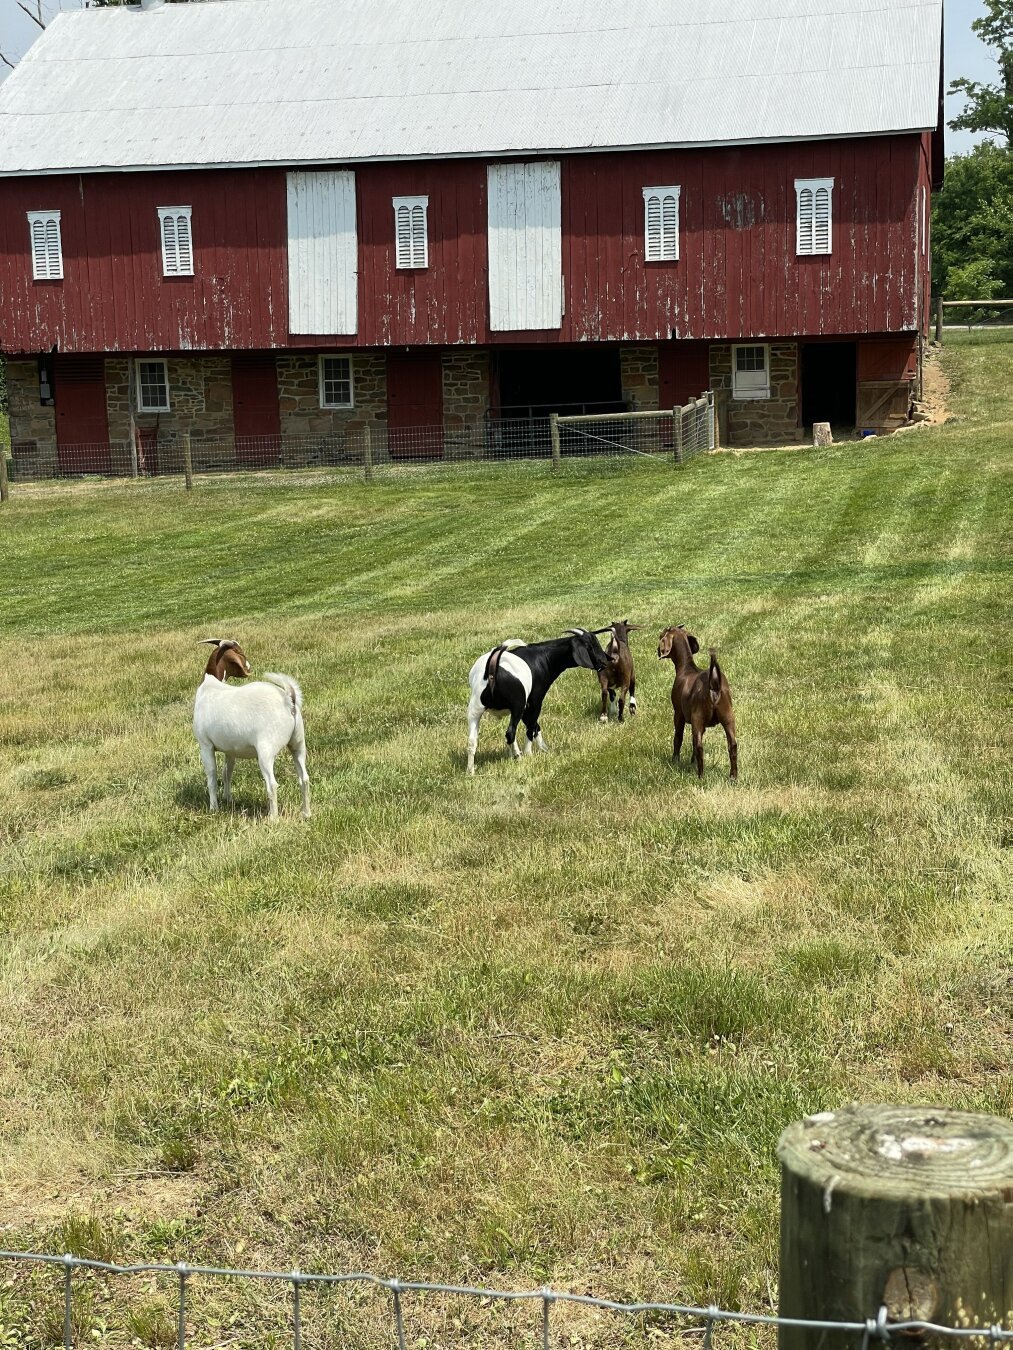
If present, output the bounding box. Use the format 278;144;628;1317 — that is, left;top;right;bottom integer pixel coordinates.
688;634;700;654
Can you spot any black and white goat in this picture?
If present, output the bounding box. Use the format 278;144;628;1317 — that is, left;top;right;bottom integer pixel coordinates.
465;629;609;775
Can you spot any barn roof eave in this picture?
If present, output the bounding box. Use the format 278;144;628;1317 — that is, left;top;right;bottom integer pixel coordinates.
0;126;939;178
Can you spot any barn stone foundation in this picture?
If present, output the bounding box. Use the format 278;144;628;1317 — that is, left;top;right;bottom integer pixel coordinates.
710;342;802;446
105;356;236;471
277;352;387;454
620;345;661;410
4;359;58;476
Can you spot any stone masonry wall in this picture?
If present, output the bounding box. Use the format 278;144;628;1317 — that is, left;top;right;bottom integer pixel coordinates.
106;356;235;471
442;349;489;456
710;342;802;446
620;345;660;411
277;352;386;463
5;359;58;476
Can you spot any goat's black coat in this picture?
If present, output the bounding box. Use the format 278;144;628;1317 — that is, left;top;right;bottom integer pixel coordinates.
483;631;608;748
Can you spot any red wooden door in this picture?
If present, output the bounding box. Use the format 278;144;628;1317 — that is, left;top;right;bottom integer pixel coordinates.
54;355;111;473
659;340;711;408
232;353;281;465
386;351;443;459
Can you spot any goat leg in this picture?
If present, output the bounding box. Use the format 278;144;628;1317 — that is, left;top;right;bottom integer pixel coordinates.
723;714;738;780
672;712;686;762
257;748;280;819
222;754;236;804
692;724;705;778
199;743;220;811
628;674;637;715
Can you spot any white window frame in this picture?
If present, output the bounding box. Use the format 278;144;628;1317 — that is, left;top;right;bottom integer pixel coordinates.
731;344;770;401
158;206;194;277
393;195;429;269
136;358;171;413
643;186;681;262
28;210;63;281
795;177;833;256
318;355;354;409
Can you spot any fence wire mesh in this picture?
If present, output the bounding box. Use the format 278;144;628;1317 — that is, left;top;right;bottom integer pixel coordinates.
0;1251;1009;1350
1;399;715;491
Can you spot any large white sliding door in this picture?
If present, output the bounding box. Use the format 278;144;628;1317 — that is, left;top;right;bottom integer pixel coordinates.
287;170;358;334
487;161;562;331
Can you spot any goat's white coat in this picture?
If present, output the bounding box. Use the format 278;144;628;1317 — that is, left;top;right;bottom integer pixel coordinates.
466;640;544;775
193;671;310;819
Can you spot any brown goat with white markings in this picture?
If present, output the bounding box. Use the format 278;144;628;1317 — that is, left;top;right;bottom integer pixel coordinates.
597;620;643;723
657;626;738;779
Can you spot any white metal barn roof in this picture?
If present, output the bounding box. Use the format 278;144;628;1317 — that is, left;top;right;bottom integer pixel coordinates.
0;0;943;175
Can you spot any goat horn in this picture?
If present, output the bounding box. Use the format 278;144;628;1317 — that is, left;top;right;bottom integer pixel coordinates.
561;627;587;636
197;638;225;646
588;627;613;636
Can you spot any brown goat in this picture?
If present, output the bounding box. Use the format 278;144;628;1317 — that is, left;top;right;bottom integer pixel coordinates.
657;626;737;779
597;620;643;722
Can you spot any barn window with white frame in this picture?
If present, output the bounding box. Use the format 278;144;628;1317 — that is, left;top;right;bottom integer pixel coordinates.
731;344;770;400
158;206;194;276
393;196;428;269
28;210;63;280
643;186;680;261
318;355;354;408
795;177;833;255
136;358;170;412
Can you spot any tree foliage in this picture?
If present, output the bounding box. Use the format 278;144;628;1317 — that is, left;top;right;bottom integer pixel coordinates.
948;0;1013;144
932;142;1013;298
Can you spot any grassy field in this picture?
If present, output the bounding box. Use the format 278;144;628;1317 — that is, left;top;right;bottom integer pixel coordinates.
0;334;1011;1347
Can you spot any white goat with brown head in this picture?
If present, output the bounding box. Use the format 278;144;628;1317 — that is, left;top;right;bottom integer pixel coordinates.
192;638;310;820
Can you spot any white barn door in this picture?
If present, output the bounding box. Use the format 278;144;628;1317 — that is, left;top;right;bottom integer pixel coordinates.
287;171;358;335
487;162;562;331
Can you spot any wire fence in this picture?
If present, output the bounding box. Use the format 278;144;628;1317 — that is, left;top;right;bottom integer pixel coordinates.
0;1251;1010;1350
0;401;715;494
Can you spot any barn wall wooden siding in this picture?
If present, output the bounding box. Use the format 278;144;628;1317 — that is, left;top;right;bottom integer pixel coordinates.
0;136;926;356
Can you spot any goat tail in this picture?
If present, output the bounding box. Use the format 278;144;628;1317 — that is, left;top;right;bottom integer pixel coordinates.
263;672;303;717
707;649;722;706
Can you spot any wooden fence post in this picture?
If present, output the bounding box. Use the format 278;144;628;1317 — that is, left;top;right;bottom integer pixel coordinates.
673;407;684;464
778;1104;1013;1350
0;448;9;504
934;294;944;344
715;389;729;448
363;423;374;482
182;430;194;491
549;412;561;472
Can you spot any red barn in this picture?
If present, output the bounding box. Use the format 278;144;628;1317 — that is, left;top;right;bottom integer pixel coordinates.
0;0;943;470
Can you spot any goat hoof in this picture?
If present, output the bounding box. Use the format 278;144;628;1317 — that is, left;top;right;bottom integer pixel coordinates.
599;714;608;723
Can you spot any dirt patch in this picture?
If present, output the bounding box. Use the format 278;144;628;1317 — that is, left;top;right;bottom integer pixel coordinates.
914;342;950;425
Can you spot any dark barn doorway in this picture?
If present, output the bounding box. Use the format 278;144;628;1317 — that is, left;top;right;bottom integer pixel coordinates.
800;342;857;430
495;347;624;419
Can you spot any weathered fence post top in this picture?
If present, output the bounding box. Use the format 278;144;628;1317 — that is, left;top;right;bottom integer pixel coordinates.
778;1104;1013;1350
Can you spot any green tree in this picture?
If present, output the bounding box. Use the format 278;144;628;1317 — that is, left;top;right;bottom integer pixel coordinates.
932;142;1013;297
948;0;1013;144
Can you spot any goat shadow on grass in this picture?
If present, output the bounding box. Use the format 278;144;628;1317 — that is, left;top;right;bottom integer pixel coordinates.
173;782;275;820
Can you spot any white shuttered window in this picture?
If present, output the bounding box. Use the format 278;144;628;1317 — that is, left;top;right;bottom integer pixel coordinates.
795;178;833;255
28;211;63;280
287;171;358;335
158;207;194;276
393;196;429;269
643;186;680;261
487;162;562;331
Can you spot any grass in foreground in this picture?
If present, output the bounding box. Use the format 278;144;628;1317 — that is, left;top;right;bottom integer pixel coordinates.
0;335;1011;1347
